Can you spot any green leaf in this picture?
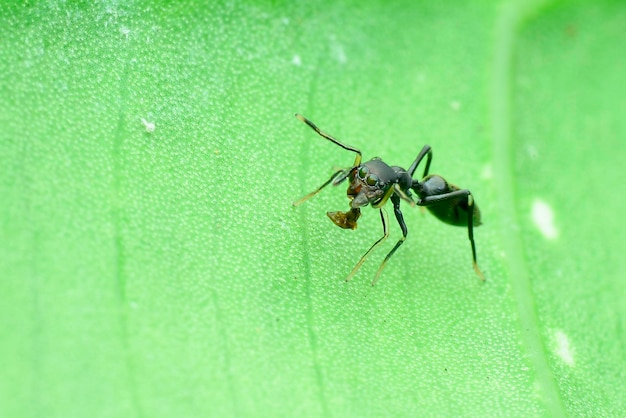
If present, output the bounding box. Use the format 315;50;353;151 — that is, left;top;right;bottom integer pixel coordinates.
2;1;625;417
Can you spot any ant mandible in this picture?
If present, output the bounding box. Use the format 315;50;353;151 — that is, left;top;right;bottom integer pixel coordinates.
293;113;485;285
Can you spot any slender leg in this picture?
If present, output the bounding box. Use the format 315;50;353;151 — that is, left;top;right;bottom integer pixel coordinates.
372;194;408;286
417;189;469;206
295;114;362;167
393;184;416;207
345;208;389;282
408;145;433;214
466;194;485;281
294;165;359;206
407;145;432;178
418;190;485;281
332;166;356;186
293;170;347;206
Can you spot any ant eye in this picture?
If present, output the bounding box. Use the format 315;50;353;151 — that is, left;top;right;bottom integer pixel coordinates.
358;166;368;179
366;174;379;186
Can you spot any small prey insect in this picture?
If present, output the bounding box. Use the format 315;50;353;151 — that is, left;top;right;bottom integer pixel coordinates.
293;114;485;285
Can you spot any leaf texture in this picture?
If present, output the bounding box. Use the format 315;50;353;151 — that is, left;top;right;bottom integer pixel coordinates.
1;1;625;417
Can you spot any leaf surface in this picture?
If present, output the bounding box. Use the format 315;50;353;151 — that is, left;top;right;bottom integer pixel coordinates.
1;1;625;417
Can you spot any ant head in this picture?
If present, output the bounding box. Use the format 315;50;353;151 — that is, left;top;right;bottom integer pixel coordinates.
347;158;395;208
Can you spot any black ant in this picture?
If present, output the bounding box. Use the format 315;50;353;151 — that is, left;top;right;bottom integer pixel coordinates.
293;113;485;285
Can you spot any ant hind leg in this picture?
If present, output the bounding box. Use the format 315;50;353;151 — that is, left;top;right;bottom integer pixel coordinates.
418;189;486;281
466;194;485;281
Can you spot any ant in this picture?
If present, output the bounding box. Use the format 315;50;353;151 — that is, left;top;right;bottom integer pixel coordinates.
293;113;486;285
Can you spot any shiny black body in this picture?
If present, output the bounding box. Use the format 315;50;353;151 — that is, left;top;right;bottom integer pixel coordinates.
293;114;485;284
414;175;482;227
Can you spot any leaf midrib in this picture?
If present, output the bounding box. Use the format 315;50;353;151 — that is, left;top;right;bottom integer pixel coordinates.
491;1;565;416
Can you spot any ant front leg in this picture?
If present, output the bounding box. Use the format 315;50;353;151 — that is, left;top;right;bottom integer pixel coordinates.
417;189;485;281
293;113;363;206
293;168;350;207
372;194;408;286
295;114;362;167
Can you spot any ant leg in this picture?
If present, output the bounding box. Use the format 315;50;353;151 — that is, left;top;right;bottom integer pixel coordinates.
345;208;389;282
372;194;407;286
393;184;416;207
408;145;432;214
407;145;432;178
295;114;362;167
331;166;356;186
417;189;469;206
418;190;485;281
293;169;347;206
466;194;485;281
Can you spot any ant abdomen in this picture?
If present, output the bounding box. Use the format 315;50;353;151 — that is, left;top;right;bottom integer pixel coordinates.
415;175;482;227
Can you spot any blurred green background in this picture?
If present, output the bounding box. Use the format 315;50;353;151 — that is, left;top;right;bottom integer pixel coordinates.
1;1;625;417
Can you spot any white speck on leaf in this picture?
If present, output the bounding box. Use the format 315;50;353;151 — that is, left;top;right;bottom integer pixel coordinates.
450;100;461;111
531;199;558;240
336;47;347;63
120;27;130;38
481;163;492;180
554;330;575;366
292;55;301;66
526;143;539;160
141;118;155;133
330;38;347;64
